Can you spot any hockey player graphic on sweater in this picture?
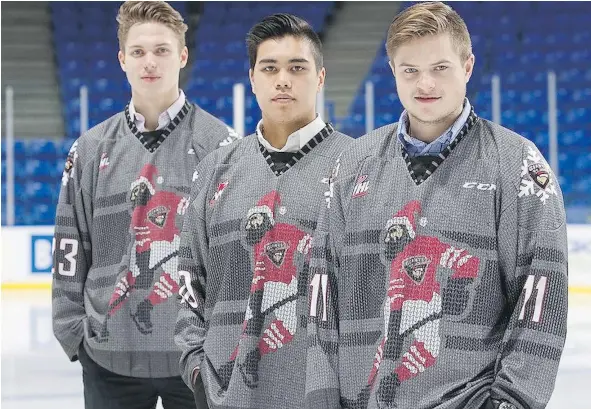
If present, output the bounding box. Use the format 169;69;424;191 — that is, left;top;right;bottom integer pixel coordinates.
218;191;311;390
344;200;480;409
99;164;189;339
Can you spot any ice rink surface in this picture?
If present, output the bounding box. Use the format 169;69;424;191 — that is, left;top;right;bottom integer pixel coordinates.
1;290;590;409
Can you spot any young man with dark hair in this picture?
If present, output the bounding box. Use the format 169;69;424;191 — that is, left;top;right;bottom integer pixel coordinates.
307;2;568;409
51;2;239;408
174;13;352;409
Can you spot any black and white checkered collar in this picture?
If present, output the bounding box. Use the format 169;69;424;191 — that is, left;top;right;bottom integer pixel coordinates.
124;100;191;153
401;106;479;185
259;123;335;176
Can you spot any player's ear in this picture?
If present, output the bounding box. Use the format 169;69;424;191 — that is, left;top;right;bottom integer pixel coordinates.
388;60;396;78
180;46;189;69
464;53;475;83
118;50;126;72
249;68;256;95
317;66;326;92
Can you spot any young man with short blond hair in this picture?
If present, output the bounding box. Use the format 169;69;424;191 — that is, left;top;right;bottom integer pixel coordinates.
52;2;238;408
307;2;568;409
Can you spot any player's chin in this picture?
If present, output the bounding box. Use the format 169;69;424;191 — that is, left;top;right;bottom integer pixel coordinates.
410;105;445;121
271;107;301;122
271;102;299;114
135;82;164;95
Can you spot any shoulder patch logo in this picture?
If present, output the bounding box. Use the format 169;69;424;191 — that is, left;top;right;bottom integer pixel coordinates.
99;152;110;170
209;181;229;206
528;163;549;189
519;146;557;204
61;141;79;186
352;174;369;198
322;155;343;209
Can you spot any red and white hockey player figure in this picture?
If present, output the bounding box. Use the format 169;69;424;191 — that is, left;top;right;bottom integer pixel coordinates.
99;164;189;339
344;200;480;409
218;190;312;390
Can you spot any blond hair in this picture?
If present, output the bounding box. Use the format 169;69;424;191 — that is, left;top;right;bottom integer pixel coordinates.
117;1;188;51
386;2;472;61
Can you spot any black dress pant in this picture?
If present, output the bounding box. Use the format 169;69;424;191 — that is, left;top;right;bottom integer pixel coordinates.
79;346;209;409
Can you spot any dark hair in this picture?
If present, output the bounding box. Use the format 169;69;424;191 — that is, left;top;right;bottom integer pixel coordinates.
246;13;323;71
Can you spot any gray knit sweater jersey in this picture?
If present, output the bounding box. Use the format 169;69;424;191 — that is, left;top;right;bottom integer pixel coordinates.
174;125;353;409
52;101;240;378
305;111;568;409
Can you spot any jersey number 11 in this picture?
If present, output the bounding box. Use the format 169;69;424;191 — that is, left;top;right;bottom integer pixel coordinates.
309;273;329;321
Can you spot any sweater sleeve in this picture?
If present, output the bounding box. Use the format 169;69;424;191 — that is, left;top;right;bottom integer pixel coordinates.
305;156;348;409
194;109;242;159
52;139;95;362
174;153;217;390
491;142;568;409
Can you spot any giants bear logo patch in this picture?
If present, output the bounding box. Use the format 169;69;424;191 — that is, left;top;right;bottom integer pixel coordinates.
265;241;288;267
402;255;430;284
519;146;557;204
61;141;79;186
147;205;170;228
528;163;549;189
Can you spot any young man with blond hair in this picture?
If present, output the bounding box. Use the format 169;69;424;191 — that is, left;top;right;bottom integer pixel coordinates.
306;2;568;409
52;2;238;408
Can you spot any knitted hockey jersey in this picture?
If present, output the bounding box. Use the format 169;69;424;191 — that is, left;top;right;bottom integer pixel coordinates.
52;101;241;378
306;109;568;409
174;124;352;409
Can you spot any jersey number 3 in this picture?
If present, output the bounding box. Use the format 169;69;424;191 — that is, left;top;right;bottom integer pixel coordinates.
53;238;79;276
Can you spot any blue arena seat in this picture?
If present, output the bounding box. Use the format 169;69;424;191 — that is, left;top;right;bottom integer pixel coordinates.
337;0;591;211
4;0;589;226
